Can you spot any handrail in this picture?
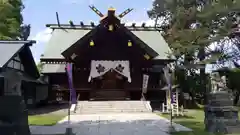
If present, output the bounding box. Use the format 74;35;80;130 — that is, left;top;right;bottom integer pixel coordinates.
77;93;80;101
141;93;146;101
74;93;80;113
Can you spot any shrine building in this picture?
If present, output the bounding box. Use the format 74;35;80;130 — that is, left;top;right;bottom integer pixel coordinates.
0;40;48;108
40;7;175;104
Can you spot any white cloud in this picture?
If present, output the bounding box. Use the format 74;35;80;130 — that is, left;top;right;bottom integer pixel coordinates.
32;28;52;43
30;28;52;64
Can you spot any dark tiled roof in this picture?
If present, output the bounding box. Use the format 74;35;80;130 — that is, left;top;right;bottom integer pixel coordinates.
41;28;91;59
0;41;29;67
0;40;36;44
0;40;40;78
41;23;174;60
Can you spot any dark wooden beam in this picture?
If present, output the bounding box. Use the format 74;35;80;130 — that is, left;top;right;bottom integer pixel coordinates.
118;8;133;18
89;5;104;17
45;24;163;31
55;12;60;27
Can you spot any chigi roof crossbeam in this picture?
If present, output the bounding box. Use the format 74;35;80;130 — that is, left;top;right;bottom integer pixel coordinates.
50;5;135;28
46;5;163;32
89;5;104;17
88;5;133;21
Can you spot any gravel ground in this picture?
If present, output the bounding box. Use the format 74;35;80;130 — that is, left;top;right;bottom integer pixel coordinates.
30;113;192;135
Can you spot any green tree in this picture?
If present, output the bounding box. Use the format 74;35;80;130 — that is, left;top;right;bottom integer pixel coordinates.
36;62;44;73
148;0;240;104
0;0;30;40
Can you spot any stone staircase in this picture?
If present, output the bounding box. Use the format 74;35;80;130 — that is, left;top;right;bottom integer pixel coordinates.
74;101;152;114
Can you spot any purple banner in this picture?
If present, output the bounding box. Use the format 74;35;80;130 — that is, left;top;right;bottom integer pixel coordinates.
66;63;77;104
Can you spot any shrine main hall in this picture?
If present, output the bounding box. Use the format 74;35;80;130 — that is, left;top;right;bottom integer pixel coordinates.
40;7;175;103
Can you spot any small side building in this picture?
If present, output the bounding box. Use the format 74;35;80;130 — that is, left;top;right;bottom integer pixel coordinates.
0;40;47;108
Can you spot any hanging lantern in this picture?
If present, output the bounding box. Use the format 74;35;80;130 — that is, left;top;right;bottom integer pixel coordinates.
90;40;94;46
108;24;113;31
144;54;150;60
128;40;132;47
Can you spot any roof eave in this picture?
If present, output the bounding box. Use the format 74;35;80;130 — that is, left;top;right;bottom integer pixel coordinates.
61;25;100;59
0;40;36;69
0;41;39;78
0;40;36;46
1;44;26;68
121;26;159;58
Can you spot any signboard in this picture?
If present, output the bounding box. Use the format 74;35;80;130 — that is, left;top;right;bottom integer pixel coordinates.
142;74;149;93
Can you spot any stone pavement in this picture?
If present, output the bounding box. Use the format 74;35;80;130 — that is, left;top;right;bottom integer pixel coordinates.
30;113;192;135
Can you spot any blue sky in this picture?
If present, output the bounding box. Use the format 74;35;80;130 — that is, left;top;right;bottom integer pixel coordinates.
21;0;239;72
22;0;153;63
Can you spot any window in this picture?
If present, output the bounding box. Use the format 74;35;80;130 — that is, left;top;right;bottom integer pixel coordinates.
7;60;14;68
7;54;25;71
13;55;21;61
14;61;21;70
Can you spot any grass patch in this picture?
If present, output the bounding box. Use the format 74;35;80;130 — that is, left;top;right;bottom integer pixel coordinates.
28;114;65;126
159;109;240;135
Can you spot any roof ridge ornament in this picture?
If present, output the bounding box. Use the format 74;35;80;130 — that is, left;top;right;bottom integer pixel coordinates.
88;5;133;20
118;8;133;18
89;5;104;17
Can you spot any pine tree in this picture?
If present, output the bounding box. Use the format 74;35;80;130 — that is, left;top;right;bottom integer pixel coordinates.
148;0;240;104
0;0;31;40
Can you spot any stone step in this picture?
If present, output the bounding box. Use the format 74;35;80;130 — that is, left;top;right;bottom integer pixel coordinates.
78;109;149;112
208;94;232;100
75;101;151;114
77;110;150;113
226;125;240;134
78;105;146;108
79;108;148;110
76;111;149;113
78;106;147;108
79;102;143;105
79;108;146;110
79;106;146;108
80;103;146;105
78;112;149;114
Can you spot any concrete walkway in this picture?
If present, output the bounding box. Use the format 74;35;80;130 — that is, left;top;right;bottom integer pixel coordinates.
30;113;192;135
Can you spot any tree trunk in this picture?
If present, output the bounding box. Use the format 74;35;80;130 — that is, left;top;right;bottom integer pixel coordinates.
199;47;207;105
188;91;198;108
179;91;184;107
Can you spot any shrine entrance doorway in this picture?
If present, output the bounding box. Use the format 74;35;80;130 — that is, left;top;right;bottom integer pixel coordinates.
90;69;130;100
101;69;123;89
88;60;132;101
